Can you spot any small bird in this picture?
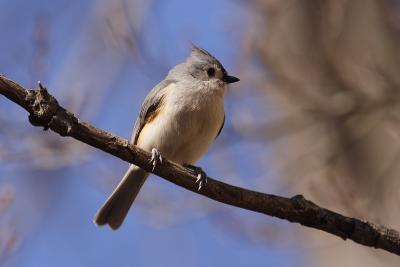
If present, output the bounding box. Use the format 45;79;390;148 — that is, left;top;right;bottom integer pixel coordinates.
94;46;239;230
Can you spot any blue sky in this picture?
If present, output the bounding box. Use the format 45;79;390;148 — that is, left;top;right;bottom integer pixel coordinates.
0;0;310;266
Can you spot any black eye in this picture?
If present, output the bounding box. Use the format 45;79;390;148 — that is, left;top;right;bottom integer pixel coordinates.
207;67;215;77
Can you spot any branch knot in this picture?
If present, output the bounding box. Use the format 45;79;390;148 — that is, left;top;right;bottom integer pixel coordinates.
26;82;60;130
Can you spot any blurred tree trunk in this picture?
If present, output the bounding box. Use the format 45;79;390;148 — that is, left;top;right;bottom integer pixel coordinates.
252;0;400;265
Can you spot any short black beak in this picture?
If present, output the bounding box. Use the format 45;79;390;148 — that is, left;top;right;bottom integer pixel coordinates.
223;75;240;84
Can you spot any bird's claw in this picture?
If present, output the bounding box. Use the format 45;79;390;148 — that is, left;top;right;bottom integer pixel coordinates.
184;164;207;191
150;148;163;171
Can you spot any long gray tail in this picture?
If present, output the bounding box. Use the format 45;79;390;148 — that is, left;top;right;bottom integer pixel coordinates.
94;165;149;230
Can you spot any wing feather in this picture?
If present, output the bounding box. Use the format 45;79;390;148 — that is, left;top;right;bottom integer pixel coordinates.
131;80;176;144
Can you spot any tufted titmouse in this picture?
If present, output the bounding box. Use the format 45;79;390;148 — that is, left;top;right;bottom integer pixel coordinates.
94;46;239;230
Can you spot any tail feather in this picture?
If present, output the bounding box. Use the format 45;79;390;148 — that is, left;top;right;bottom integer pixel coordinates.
94;165;148;230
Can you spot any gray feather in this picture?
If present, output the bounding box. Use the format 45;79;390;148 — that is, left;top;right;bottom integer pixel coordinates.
131;79;176;144
189;45;228;76
94;165;149;230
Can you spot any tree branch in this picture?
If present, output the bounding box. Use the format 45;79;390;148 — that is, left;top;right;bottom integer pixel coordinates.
1;74;400;256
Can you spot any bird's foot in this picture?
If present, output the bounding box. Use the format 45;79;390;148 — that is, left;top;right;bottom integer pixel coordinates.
184;164;207;191
150;148;163;171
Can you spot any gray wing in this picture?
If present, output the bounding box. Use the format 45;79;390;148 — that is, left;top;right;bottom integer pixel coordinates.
216;114;225;139
131;79;176;144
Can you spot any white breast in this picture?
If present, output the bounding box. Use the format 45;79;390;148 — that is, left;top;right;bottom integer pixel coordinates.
137;82;225;165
